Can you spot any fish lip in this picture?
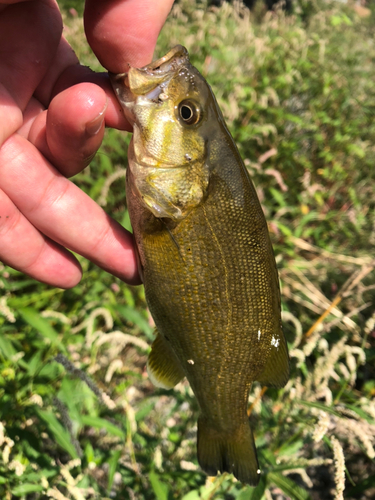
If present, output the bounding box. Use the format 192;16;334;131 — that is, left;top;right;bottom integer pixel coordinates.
109;45;192;131
109;45;188;82
109;45;189;99
109;71;136;125
144;45;189;73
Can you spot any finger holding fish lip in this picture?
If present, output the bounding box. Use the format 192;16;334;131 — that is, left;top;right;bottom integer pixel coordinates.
46;0;176;136
84;0;175;72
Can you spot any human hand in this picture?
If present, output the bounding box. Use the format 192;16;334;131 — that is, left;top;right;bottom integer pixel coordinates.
0;0;174;288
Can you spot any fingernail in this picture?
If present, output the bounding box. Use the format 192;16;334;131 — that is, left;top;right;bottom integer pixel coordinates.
86;102;107;136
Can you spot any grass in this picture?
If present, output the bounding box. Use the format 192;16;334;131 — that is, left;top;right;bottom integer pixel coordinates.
1;1;375;499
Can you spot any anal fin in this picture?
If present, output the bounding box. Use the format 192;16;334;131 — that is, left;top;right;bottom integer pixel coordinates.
147;329;185;389
256;330;289;388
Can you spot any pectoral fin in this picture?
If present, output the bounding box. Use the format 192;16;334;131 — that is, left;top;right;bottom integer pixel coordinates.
147;330;185;389
256;331;289;388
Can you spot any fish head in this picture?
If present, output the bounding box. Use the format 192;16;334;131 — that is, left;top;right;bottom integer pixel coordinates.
110;45;217;167
110;46;223;219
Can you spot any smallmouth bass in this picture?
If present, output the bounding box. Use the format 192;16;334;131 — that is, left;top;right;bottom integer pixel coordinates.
110;45;289;486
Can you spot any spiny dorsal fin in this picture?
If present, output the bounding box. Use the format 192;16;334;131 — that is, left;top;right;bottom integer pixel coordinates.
147;329;185;389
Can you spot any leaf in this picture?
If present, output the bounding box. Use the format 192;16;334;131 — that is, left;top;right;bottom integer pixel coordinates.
278;439;304;457
115;305;153;340
135;400;156;422
345;404;375;424
80;415;126;439
268;472;311;500
243;474;267;500
295;400;342;418
85;442;95;464
347;143;365;159
294;212;319;238
121;209;133;233
23;469;56;482
149;471;170;500
6;279;37;292
36;409;78;459
258;448;277;467
330;13;352;27
8;287;64;309
0;333;18;359
26;350;43;377
0;330;28;370
276;222;293;237
347;474;375;497
269;187;287;208
18;308;62;348
11;484;44;496
181;491;201;500
107;449;122;492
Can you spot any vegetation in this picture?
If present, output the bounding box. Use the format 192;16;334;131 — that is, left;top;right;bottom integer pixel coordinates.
1;1;374;498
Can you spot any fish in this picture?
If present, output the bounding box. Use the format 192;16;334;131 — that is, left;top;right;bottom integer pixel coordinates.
110;45;289;486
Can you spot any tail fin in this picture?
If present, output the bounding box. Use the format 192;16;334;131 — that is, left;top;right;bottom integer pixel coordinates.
197;417;260;486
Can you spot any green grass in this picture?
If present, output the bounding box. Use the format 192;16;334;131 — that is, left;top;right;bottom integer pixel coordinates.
1;1;375;499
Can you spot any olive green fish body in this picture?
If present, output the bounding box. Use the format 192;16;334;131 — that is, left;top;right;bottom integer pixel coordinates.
111;46;289;485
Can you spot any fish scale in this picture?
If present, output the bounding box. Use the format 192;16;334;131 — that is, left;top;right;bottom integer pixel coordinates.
110;45;289;486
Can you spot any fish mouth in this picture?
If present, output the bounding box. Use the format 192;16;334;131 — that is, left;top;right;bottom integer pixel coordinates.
109;45;190;123
142;45;189;75
109;46;195;168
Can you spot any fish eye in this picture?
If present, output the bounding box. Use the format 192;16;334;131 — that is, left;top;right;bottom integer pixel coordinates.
178;100;201;126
